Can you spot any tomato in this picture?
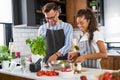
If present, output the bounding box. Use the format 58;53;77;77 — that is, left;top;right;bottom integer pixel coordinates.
104;77;113;80
36;70;45;76
80;75;87;80
36;71;44;76
104;72;111;77
36;70;59;76
99;75;105;80
61;69;72;72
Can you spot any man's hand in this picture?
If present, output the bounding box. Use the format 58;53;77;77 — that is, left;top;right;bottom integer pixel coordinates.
47;54;58;63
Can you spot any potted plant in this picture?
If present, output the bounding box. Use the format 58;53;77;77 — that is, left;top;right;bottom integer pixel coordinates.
0;45;11;62
90;0;97;10
0;45;11;69
26;35;46;58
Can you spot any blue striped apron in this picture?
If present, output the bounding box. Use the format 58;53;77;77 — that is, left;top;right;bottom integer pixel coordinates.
78;40;101;69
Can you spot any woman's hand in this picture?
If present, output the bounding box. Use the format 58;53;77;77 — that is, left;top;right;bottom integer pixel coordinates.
68;51;79;60
75;56;86;63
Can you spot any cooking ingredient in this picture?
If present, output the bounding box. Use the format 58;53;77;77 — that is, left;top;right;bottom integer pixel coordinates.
61;69;72;72
36;70;59;76
80;75;87;80
98;71;120;80
26;35;46;57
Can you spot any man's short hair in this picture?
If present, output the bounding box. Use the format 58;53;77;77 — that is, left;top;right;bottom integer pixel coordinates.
42;2;59;13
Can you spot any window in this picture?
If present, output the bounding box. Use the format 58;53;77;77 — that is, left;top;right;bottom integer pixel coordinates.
0;24;5;45
0;0;13;23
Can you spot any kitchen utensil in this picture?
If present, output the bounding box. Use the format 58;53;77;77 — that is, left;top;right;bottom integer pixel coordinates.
48;60;71;70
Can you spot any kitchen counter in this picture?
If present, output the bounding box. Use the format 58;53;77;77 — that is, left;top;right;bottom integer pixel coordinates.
0;65;113;80
107;49;120;56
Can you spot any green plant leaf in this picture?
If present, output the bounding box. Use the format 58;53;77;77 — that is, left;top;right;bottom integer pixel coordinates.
25;34;46;57
0;45;9;53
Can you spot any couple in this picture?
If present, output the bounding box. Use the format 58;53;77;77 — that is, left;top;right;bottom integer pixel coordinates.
38;2;107;68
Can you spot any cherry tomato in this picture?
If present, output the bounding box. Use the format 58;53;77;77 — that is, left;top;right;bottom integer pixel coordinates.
61;69;72;72
80;75;87;80
36;71;44;76
99;75;105;80
104;72;111;77
36;70;59;76
104;77;113;80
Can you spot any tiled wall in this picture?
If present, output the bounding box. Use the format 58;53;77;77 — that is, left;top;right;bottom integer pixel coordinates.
13;27;38;55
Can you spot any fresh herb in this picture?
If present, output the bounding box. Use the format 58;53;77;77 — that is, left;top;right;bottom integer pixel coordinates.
0;45;11;61
26;34;46;57
0;45;9;53
74;45;79;50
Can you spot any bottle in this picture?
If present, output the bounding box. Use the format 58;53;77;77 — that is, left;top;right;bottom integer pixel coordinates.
9;38;14;56
15;52;21;66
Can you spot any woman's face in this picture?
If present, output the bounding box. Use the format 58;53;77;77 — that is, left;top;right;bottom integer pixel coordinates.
44;10;59;26
76;16;90;33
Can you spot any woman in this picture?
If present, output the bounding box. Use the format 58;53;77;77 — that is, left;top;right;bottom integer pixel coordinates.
68;8;107;68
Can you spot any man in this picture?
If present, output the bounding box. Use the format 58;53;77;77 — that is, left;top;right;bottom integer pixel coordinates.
38;2;73;63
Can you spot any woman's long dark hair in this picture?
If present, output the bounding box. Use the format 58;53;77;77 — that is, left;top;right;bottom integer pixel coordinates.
76;8;99;43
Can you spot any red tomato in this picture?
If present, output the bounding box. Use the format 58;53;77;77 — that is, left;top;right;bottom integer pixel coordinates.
36;70;59;76
36;72;43;76
99;75;105;80
104;72;111;77
104;77;113;80
36;70;45;76
80;75;87;80
45;71;59;76
61;69;72;72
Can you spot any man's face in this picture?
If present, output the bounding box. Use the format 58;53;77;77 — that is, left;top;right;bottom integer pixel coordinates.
44;10;59;26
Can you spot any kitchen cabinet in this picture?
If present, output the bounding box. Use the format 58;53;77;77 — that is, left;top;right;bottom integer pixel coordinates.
12;0;104;27
66;0;87;28
35;0;66;25
100;56;114;70
13;0;36;27
13;0;66;27
0;73;33;80
66;0;104;28
101;56;120;70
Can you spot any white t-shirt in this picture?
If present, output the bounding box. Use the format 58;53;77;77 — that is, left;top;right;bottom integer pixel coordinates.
79;30;105;53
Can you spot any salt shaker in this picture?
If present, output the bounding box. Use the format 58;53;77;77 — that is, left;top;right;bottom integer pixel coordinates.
76;62;82;73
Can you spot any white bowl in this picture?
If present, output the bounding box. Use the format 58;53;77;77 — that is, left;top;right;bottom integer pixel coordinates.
59;70;74;78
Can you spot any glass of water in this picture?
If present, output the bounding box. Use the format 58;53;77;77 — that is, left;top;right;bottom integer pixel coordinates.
20;55;26;73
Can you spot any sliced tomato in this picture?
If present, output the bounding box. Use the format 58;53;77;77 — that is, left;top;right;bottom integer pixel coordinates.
61;69;72;72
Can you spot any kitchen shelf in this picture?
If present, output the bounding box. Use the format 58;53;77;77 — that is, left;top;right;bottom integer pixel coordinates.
48;0;66;4
34;0;66;25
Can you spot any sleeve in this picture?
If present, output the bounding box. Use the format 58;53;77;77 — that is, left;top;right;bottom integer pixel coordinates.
38;25;46;39
93;31;105;43
58;23;73;56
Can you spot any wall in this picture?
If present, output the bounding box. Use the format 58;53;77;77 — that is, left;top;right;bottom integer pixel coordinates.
104;0;120;42
13;27;38;55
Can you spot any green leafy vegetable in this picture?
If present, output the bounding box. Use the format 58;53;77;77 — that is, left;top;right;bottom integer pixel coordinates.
0;45;8;53
0;45;11;61
26;34;46;57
